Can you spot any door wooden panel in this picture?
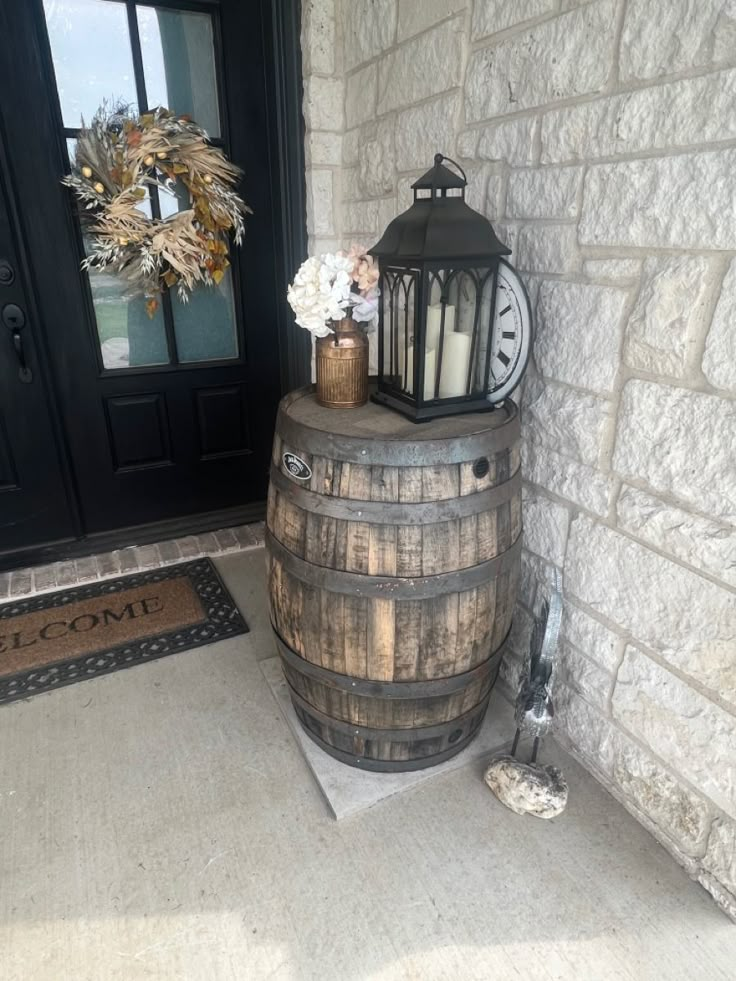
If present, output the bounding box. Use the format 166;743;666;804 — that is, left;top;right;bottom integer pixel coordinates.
195;384;251;460
0;418;18;490
105;393;172;471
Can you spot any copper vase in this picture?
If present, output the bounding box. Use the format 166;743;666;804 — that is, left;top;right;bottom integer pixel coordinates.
315;317;369;408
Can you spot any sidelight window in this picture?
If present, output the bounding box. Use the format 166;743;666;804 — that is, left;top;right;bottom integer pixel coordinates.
43;0;240;370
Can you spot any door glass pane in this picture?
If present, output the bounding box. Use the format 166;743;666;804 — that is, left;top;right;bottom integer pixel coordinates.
90;267;170;369
66;140;169;369
44;0;137;127
171;269;238;363
137;6;220;137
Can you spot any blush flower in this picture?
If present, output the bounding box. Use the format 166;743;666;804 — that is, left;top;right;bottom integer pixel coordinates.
345;243;379;294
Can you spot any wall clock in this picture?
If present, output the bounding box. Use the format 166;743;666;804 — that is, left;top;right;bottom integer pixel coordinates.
487;258;533;405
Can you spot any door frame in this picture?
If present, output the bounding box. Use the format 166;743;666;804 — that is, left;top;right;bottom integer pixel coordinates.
0;0;309;572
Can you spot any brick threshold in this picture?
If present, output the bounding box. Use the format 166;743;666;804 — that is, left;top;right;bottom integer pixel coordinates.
0;522;266;601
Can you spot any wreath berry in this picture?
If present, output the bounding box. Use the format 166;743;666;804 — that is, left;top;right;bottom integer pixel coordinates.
63;103;251;317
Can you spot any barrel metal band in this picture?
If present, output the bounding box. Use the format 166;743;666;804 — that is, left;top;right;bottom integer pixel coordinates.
266;529;522;600
287;681;492;741
276;388;520;466
270;463;521;525
295;711;488;772
272;625;508;699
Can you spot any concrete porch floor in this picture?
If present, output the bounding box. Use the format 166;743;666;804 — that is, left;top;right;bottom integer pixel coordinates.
1;549;733;981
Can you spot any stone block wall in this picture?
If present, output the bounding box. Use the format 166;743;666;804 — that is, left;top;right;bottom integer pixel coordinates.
301;0;344;257
302;0;736;918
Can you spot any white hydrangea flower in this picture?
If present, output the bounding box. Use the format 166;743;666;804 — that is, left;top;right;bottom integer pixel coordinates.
287;252;361;337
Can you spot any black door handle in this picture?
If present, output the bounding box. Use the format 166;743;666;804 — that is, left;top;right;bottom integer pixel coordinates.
3;301;33;383
11;327;32;382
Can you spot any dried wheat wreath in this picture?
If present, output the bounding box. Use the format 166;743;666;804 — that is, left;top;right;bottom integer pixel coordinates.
63;104;251;316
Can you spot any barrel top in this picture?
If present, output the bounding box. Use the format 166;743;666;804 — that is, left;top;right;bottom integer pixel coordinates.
277;385;519;465
280;385;516;441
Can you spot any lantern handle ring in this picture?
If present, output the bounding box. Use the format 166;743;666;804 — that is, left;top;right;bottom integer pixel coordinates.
434;153;467;187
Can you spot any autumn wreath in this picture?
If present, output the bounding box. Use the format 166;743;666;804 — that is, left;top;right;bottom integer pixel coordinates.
63;103;250;316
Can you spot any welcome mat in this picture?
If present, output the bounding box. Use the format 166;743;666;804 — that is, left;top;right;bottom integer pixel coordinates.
0;559;247;706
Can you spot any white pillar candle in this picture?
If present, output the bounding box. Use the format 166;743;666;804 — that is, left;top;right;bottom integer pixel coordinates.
398;339;406;375
401;344;413;392
423;347;437;399
426;303;455;350
399;346;439;399
439;331;472;398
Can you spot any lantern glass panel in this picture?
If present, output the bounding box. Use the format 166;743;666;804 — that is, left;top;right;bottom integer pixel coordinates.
419;264;499;403
380;267;420;396
377;262;504;414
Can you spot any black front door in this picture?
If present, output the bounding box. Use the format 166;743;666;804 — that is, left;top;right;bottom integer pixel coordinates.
0;149;78;553
0;0;297;565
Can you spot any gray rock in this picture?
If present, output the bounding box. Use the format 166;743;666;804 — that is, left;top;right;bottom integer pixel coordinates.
484;754;568;819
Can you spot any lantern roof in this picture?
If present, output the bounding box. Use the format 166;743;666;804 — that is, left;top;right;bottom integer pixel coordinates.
411;154;466;190
370;153;511;261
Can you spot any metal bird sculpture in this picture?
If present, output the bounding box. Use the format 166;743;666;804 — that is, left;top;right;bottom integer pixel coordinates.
511;568;563;763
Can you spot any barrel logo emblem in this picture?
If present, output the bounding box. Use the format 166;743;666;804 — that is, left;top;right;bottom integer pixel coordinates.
283;452;312;481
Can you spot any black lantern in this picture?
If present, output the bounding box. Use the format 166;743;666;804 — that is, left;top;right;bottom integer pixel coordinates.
370;154;532;422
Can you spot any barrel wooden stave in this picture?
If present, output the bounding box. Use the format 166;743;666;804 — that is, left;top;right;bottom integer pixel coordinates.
269;432;522;578
266;388;521;770
267;555;518;680
281;659;496;729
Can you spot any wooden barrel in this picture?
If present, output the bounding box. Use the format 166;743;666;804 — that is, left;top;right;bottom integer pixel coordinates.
266;386;522;771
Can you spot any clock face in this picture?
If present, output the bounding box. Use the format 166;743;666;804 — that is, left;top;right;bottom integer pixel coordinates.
487;259;533;404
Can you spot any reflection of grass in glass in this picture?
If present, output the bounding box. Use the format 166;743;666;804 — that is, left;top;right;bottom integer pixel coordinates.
89;270;131;345
89;272;169;367
93;300;129;344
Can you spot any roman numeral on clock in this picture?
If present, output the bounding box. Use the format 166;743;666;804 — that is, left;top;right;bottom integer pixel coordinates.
502;330;515;339
498;350;511;367
499;304;511;317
